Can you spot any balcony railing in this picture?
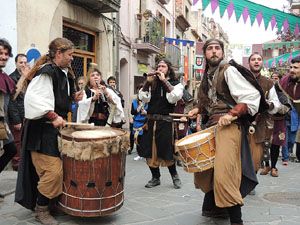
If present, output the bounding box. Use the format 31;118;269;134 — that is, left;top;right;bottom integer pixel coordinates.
165;43;181;68
135;17;162;54
143;18;162;49
67;0;121;13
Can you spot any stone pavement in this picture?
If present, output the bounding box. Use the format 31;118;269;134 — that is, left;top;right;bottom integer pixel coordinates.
0;151;300;225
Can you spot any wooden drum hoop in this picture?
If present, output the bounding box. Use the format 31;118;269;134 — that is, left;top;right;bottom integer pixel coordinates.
176;126;216;173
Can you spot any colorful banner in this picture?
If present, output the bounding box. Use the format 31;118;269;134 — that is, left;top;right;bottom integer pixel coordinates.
184;56;189;82
224;43;243;49
164;37;195;47
264;50;300;68
263;41;300;50
193;0;300;36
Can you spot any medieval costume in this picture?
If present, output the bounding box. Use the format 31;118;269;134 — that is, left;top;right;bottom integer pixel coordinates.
131;97;148;156
139;72;183;188
278;74;300;114
248;75;280;172
76;87;124;127
195;60;267;221
0;69;17;173
15;63;75;210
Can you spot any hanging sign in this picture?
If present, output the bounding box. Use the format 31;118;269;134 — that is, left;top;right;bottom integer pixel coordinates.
243;45;252;57
194;55;204;70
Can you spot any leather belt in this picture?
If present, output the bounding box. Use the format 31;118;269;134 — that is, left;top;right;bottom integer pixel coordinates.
146;114;172;122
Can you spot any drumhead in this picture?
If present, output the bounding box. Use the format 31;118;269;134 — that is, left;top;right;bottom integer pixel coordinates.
177;132;211;146
60;126;126;142
72;130;119;139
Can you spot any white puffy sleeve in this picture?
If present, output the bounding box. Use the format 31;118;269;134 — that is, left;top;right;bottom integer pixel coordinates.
267;86;281;114
224;66;260;116
24;73;54;119
106;88;125;123
139;88;151;104
76;90;94;123
166;83;184;104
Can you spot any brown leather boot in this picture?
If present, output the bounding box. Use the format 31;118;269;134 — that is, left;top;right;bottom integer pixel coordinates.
49;198;66;216
271;168;278;177
260;166;270;175
34;204;58;225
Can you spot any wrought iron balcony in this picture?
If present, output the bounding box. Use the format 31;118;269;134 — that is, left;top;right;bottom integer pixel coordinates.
67;0;121;13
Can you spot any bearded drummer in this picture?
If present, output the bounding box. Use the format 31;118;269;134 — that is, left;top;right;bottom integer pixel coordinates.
278;56;300;114
15;38;83;225
188;39;268;225
139;58;184;189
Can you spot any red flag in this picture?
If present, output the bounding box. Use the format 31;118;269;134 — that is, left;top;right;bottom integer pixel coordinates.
184;56;188;82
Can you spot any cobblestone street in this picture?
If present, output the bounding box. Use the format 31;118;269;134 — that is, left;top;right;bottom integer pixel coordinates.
0;151;300;225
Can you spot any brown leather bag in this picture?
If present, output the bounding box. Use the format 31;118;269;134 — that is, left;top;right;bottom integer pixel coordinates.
0;121;8;140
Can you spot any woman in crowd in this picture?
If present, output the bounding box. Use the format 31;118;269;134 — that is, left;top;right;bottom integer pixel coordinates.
76;68;124;126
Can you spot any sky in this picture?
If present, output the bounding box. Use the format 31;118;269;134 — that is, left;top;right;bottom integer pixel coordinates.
191;0;290;63
192;0;290;44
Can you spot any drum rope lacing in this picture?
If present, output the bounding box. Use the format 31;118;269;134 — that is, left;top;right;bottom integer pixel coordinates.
59;128;126;215
178;126;216;172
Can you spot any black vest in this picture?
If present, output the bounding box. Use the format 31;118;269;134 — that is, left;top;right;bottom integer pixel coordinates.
35;64;74;119
147;79;179;115
85;88;109;116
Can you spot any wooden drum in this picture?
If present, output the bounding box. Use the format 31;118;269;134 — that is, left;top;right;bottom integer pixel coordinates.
58;126;129;217
176;126;216;173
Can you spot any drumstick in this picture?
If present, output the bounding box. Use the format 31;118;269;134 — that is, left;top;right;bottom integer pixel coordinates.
46;121;95;127
173;118;188;122
169;113;189;117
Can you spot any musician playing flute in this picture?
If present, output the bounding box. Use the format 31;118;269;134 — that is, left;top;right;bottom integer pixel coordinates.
139;58;184;189
15;38;83;225
188;39;268;225
76;68;125;127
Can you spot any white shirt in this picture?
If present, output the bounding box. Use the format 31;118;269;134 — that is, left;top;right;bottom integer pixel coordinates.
139;82;184;104
77;88;125;124
25;73;54;119
224;66;260;116
266;86;281;115
24;68;70;120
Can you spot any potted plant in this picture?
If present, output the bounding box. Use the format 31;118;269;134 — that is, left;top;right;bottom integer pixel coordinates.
143;9;152;20
155;53;167;63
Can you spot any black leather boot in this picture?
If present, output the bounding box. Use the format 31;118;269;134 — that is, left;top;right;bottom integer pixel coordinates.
145;177;160;188
171;174;182;189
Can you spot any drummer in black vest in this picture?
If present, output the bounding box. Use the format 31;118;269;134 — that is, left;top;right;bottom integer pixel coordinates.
76;68;125;127
139;58;184;189
15;38;83;225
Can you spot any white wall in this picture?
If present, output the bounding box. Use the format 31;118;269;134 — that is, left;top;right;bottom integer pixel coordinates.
0;0;17;74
